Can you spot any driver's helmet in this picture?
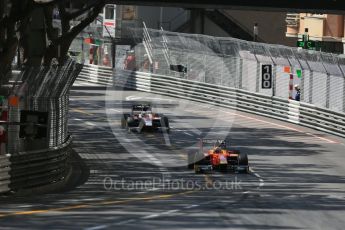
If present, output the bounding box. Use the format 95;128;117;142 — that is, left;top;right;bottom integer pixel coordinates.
214;147;222;154
219;141;226;149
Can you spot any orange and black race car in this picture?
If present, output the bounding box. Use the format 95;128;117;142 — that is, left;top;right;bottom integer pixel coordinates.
187;139;249;173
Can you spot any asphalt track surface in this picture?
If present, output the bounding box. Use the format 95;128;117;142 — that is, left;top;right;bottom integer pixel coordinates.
1;87;345;230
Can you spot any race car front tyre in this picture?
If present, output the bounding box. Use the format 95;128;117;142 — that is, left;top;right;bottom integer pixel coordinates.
194;165;201;174
238;153;249;173
138;120;145;133
161;116;170;132
188;151;207;169
187;152;196;169
127;117;137;127
121;118;127;129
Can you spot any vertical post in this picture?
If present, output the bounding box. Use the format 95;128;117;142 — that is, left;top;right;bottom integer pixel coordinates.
256;63;260;93
300;69;305;101
326;73;331;108
81;37;84;63
111;40;116;69
17;47;21;69
272;64;277;97
289;73;294;100
238;58;243;89
336;56;345;112
253;23;258;42
7;96;20;154
343;76;345;112
309;70;314;103
221;55;224;86
58;44;61;60
159;7;164;29
98;42;101;65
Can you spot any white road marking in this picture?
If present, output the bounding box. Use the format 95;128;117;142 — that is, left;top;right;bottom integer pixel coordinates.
85;219;136;230
174;129;183;132
141;214;159;219
218;109;338;144
191;103;338;144
183;132;193;136
181;124;202;135
109;108;121;113
141;209;179;220
85;225;108;230
249;168;265;189
85;122;95;126
126;96;142;101
116;219;135;225
163;209;179;215
184;204;199;209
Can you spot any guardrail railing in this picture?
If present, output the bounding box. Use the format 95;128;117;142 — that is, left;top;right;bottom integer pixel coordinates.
0;59;81;194
0;136;71;194
112;69;345;138
76;64;345;139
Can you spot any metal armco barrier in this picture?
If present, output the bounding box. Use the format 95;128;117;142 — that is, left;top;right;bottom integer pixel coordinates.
0;59;82;194
76;65;345;138
0;136;71;194
113;70;345;138
78;64;113;86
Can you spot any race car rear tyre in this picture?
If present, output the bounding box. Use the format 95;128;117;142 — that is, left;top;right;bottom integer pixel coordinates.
238;153;249;173
238;153;248;166
121;114;130;129
219;164;227;172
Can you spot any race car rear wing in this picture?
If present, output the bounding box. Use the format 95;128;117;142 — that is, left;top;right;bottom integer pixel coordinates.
132;104;152;113
199;138;230;153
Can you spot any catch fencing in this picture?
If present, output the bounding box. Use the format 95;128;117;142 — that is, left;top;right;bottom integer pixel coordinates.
132;28;345;113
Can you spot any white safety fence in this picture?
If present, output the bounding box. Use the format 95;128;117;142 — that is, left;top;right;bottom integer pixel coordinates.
76;64;345;138
112;70;345;138
131;28;345;114
77;64;113;86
